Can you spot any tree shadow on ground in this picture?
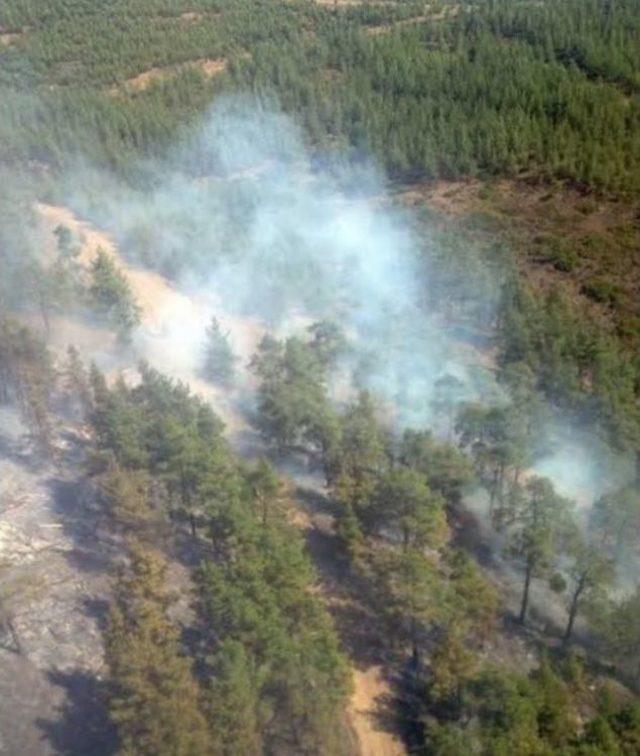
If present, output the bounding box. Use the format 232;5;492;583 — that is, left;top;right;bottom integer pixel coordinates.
293;479;419;752
294;485;395;665
37;669;117;756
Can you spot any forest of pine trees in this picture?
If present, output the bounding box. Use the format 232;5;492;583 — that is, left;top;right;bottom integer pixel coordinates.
1;1;640;754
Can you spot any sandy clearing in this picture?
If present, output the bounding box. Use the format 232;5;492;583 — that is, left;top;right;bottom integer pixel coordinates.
313;0;397;6
365;4;459;35
110;57;228;95
36;203;265;436
0;31;24;46
349;666;405;756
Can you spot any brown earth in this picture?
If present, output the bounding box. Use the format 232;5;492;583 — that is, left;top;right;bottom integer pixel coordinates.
109;57;229;95
0;31;25;46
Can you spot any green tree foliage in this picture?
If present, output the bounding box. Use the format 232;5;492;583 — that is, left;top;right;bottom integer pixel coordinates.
62;344;91;417
106;544;212;756
86;362;351;753
498;280;640;470
198;508;351;754
594;586;640;683
398;428;474;505
89;249;141;340
368;467;449;551
0;316;54;452
207;640;261;756
456;400;540;511
559;526;615;641
371;545;446;662
329;390;388;506
2;0;639;195
100;465;155;533
250;332;336;454
498;476;573;624
203;316;235;386
426;658;640;755
445;549;499;645
247;456;283;527
591;484;640;564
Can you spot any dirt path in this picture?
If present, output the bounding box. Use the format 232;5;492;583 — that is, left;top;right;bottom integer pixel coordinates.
35;204;407;755
350;667;404;756
286;465;406;756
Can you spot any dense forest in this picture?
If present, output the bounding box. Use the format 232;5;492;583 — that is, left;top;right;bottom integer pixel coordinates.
1;1;640;755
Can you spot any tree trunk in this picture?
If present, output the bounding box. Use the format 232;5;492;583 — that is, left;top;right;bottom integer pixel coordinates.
564;576;585;640
519;562;532;624
38;294;50;337
410;616;420;680
489;468;499;512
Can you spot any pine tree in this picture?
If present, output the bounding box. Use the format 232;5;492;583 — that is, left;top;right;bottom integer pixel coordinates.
203;317;235;386
106;545;212;756
207;640;261;756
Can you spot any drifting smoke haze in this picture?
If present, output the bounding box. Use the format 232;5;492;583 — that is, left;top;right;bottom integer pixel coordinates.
63;97;501;428
38;97;633;507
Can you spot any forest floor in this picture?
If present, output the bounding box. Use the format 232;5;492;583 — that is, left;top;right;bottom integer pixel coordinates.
283;460;407;755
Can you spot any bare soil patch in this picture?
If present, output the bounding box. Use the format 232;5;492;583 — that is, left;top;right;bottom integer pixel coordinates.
314;0;397;6
290;479;407;755
350;666;405;755
364;4;459;35
0;31;25;46
110;57;229;95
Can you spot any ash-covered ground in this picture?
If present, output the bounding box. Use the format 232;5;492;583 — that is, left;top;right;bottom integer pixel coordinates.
0;407;115;755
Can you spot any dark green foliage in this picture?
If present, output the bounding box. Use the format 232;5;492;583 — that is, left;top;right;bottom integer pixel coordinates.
198;505;351;754
426;658;640;756
106;544;212;756
87;362;351;754
203;316;235;386
0;316;54;452
499;476;573;624
89;249;141;339
498;279;640;458
2;1;640;194
398;429;474;505
250;332;336;454
593;586;640;683
582;277;622;307
541;237;581;273
368;467;449;550
207;640;261;756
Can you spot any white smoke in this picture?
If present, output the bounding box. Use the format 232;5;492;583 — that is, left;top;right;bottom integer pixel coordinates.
44;96;634;509
61;96;499;429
